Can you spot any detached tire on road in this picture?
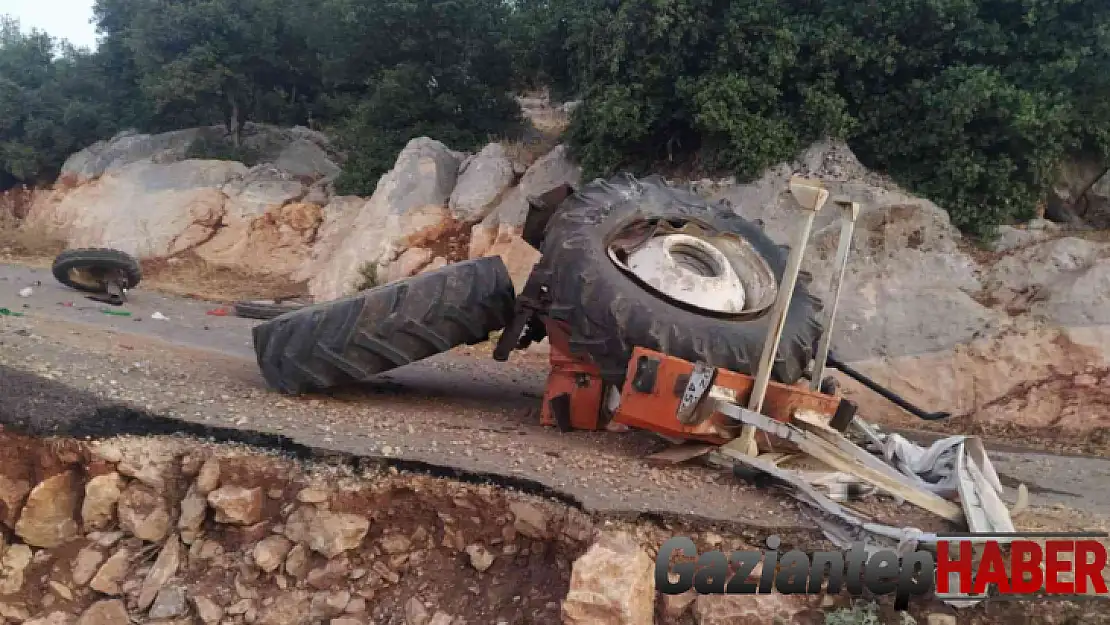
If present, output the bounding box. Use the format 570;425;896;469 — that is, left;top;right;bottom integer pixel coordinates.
535;173;824;385
234;300;307;320
52;248;142;293
252;257;516;395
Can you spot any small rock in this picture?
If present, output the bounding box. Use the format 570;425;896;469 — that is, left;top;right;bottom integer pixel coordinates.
926;615;957;625
81;473;125;532
0;475;31;528
91;531;124;548
427;613;453;625
465;544;495;572
50;580;74;600
89;548;131;595
660;590;697;619
0;544;33;594
344;597;366;614
77;599;129;625
254;535;294;573
117;483;171;542
285;544;309;578
150;585;189;619
562;532;653;625
138;534;182;610
296;488;328;504
72;547;104;586
331;620;364;625
0;602;31;622
380;533;412;554
404;597;430;625
258;590;311;625
509;501;548;539
178;485;208;535
15;471;80;547
283;507;370;558
195;458;220;494
227;599;255;615
307;556;350;589
311;590;351;619
116;449;174;493
25;612;75;625
193;596;225;624
694;594;807;625
208;486;264;525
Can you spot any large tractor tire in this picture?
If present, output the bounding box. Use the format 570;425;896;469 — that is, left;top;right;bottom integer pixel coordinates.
253;257;516;395
535;173;824;386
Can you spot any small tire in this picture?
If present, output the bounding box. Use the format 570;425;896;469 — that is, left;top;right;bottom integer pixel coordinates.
52;248;142;293
234;301;307;320
252;257;516;395
536;173;824;385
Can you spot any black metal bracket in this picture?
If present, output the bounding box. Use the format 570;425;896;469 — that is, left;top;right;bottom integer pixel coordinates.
826;353;951;421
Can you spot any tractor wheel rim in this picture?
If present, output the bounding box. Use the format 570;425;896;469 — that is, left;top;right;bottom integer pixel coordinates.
622;233;748;314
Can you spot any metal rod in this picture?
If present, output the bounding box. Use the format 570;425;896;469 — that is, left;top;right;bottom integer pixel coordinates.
811;200;859;391
826;355;952;421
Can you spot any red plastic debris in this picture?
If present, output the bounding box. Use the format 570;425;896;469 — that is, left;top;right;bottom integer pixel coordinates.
206;307;231;317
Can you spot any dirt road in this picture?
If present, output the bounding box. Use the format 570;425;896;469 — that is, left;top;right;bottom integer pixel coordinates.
1;261;1108;529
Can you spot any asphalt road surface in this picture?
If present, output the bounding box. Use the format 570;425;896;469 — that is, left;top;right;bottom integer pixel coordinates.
1;261;1108;529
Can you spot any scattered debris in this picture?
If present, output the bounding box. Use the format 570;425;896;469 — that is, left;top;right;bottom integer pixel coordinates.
99;308;131;317
206;307;230;317
151;311;168;320
0;307;25;316
18;287;32;297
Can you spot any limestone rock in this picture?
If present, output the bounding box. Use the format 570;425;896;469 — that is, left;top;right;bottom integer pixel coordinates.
192;596;225;624
309;137;464;301
0;475;31;528
310;590;351;619
89;549;131;595
115;445;176;493
419;257;448;274
449;143;515;222
82;472;124;531
427;613;453;625
465;544;495;572
259;590;311;625
78;599;130;625
660;590;697;620
138;534;182;610
208;486;264;525
404;597;430;625
283;507;370;558
72;547;104;587
25;612;75;625
562;532;654;625
15;471;80;547
0;544;33;594
292;196;364;284
474;144;580;237
178;485;208;537
28;160;246;258
509;501;549;539
284;544;310;578
253;535;293;573
150;585;189;619
195;458;220;494
693;593;807;625
384;247;434;283
117;483;171;542
295;488;328;504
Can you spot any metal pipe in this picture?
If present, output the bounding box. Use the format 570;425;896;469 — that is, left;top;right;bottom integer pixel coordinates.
810;199;859;392
826;354;952;421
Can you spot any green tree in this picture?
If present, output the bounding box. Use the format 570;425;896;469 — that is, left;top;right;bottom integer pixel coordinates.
0;17;120;188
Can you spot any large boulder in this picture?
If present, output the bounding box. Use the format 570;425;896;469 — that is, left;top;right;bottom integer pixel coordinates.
28;160;247;258
60;128;205;185
309;137;464;301
449;143;516;223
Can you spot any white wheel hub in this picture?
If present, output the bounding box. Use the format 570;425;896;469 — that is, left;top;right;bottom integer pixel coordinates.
623;234;747;314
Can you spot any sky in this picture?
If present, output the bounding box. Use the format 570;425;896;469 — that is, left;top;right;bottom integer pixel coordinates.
5;0;99;49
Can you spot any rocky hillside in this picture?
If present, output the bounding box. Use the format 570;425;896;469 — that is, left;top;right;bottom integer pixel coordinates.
16;127;1110;436
709;142;1110;435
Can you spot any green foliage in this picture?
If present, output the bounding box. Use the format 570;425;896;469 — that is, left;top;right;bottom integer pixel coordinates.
549;0;1110;236
353;262;381;293
0;17;121;187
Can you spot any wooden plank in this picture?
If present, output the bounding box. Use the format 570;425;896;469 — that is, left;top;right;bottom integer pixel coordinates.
717;406;965;524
